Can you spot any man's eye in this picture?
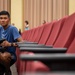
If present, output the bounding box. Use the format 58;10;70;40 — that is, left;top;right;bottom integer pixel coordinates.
0;17;7;19
0;17;2;19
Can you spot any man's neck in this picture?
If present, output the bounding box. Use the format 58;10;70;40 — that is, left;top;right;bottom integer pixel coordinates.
3;25;9;30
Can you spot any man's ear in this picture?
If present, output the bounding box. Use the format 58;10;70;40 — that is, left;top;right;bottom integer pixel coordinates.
9;18;11;23
9;18;11;20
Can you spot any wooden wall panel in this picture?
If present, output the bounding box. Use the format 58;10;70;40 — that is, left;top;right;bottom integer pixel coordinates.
0;0;11;13
23;0;69;29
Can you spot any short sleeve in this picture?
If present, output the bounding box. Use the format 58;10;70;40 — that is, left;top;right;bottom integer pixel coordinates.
0;26;4;39
12;27;21;40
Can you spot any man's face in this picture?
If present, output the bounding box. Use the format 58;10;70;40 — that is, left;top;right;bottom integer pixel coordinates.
0;15;10;27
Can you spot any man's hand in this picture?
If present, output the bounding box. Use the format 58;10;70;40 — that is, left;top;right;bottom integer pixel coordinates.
0;40;11;47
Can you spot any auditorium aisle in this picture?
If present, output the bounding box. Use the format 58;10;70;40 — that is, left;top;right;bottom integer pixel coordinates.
10;64;18;75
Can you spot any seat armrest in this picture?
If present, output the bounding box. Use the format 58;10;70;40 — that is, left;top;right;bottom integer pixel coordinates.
17;43;44;47
20;54;75;71
20;54;75;61
16;41;38;44
19;44;53;48
20;47;67;53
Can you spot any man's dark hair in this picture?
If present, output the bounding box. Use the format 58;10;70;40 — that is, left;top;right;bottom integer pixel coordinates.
25;20;29;24
0;10;10;18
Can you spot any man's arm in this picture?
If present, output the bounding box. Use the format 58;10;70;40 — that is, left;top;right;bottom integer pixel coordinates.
12;37;24;46
17;37;23;42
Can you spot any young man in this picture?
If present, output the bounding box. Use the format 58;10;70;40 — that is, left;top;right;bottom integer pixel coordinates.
0;10;23;75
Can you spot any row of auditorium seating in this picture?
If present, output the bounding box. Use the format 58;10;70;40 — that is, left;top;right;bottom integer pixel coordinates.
16;12;75;75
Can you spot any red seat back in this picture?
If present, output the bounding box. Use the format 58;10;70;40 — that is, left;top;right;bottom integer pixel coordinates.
46;17;67;45
53;13;75;48
67;38;75;53
38;22;55;44
34;25;45;42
